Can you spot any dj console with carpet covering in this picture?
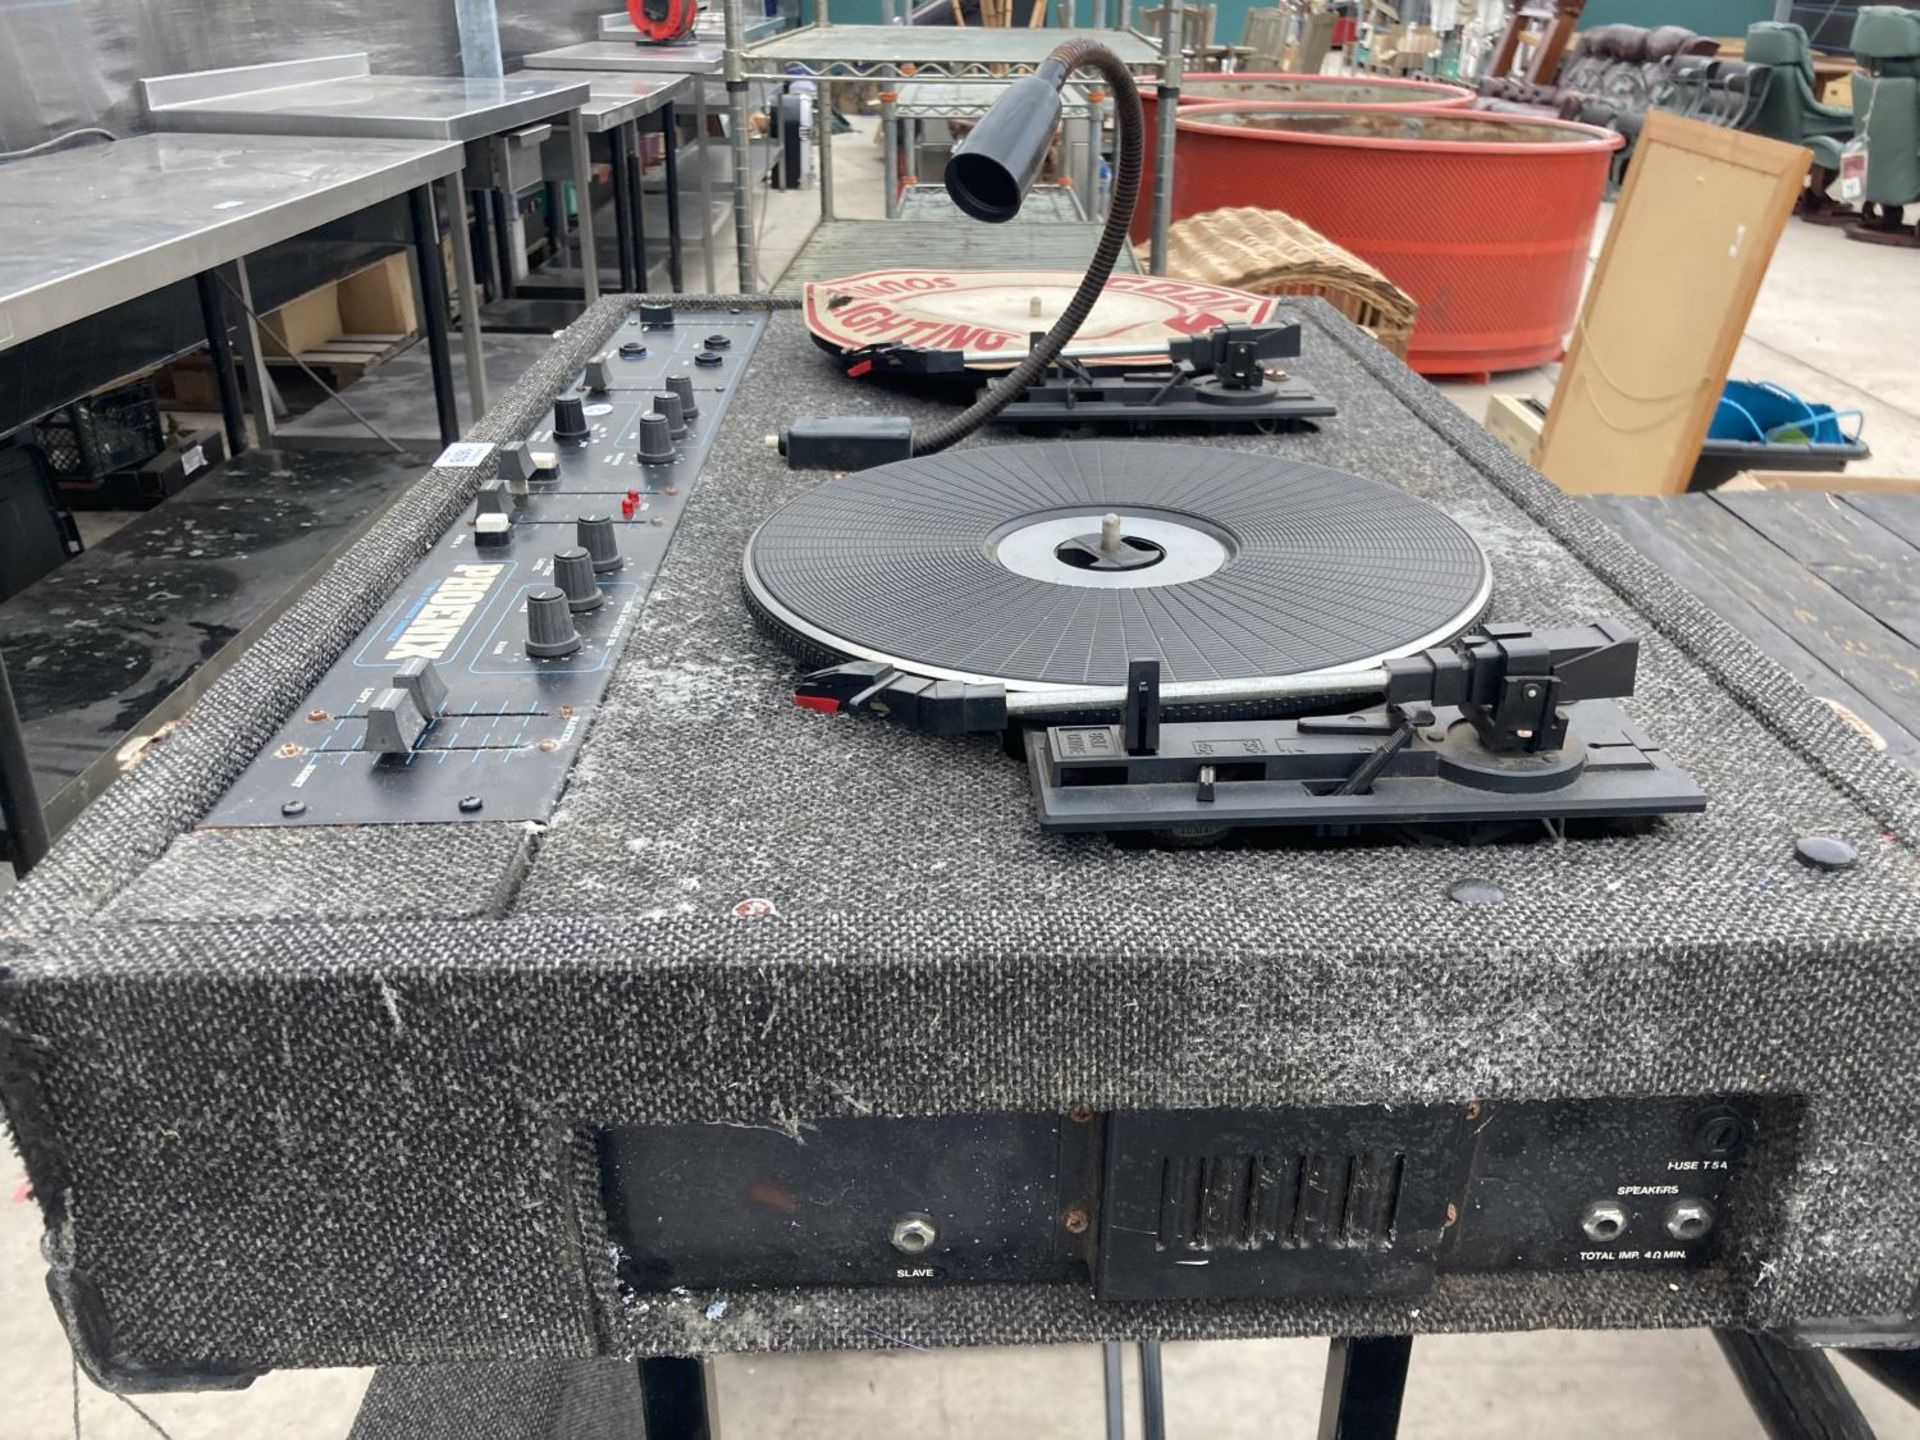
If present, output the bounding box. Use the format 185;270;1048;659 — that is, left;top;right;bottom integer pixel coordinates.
0;44;1917;1426
2;288;1917;1407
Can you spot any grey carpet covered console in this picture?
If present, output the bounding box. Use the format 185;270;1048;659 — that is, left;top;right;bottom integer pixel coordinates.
3;296;1917;1395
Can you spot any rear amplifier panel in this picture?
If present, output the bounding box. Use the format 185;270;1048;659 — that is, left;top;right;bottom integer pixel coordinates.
599;1095;1793;1299
206;307;765;829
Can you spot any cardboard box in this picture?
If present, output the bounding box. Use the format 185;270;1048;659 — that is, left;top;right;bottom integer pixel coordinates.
260;252;416;358
1483;393;1547;464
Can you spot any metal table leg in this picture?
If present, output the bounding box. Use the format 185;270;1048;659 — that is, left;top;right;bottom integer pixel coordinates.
1151;2;1182;272
1319;1336;1413;1440
638;1356;713;1440
610;126;638;293
817;77;835;219
229;259;277;443
490;189;517;300
881;85;900;218
694;83;718;292
543;176;567;271
407;185;460;448
723;0;757;292
445;167;488;420
568;108;601;305
193;269;248;458
0;655;49;878
1718;1332;1875;1440
1101;1342;1125;1440
1139;1340;1168;1440
637;139;660;293
661;100;684;293
469;188;496;301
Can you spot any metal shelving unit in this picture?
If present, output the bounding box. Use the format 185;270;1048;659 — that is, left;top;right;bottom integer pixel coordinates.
719;0;1180;291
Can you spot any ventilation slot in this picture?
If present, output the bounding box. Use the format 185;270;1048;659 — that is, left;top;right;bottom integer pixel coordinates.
1156;1151;1405;1252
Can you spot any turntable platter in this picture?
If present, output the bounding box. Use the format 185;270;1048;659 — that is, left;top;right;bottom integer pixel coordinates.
743;442;1491;690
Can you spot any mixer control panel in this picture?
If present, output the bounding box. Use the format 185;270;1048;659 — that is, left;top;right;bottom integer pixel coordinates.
206;308;765;828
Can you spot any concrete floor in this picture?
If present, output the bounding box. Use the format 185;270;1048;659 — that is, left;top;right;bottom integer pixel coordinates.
5;119;1919;1439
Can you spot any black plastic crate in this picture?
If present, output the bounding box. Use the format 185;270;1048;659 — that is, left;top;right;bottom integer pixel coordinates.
32;383;165;482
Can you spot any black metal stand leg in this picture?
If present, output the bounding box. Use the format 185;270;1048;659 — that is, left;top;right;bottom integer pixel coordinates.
542;177;567;273
610;127;637;293
0;651;49;878
1844;1348;1920;1408
1718;1332;1875;1439
407;185;460;448
1319;1336;1413;1440
1102;1342;1125;1440
1139;1340;1167;1440
626;143;650;294
491;188;517;300
469;189;496;301
660;100;683;293
638;1356;711;1440
193;270;248;458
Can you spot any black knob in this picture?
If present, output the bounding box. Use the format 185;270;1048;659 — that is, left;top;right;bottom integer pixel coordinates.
474;478;510;517
474;479;513;546
704;333;731;349
665;373;698;419
619;341;647;360
577;514;624;574
553;546;605;613
652;391;687;439
640;302;675;327
637;412;675;465
524;587;581;658
694;349;723;367
553;393;590;442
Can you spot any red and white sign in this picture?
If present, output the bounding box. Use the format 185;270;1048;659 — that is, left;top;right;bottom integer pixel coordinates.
803;269;1278;370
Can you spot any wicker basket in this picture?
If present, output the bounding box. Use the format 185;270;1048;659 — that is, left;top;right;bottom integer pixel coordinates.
1153;206;1419;361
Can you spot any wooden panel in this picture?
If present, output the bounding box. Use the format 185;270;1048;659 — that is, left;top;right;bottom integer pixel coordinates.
1715;491;1920;650
1841;492;1920;554
1588;494;1920;765
1537;113;1811;498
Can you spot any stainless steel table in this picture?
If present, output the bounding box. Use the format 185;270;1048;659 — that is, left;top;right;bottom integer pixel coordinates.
523;41;760;289
597;9;784;41
743;24;1161;73
142;54;596;423
518;68;701;292
0;132;463;452
525;38;726;76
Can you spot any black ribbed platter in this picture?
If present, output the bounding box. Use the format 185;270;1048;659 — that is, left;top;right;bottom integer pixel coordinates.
743;442;1492;688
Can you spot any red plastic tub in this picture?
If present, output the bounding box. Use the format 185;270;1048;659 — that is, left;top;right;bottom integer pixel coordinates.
1133;75;1475;244
1166;104;1622;376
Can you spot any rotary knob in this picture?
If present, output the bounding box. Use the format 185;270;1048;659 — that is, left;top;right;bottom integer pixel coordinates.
577;514;624;574
553;546;605;613
652;391;688;439
637;412;675;465
665;373;698;419
584;354;614;395
524;586;581;658
553;393;590;442
640;302;675;327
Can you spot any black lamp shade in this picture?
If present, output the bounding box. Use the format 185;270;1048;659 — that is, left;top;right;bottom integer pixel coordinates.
944;63;1069;223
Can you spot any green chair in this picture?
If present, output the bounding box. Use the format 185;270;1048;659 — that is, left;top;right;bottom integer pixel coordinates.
1744;21;1856;218
1847;5;1920;244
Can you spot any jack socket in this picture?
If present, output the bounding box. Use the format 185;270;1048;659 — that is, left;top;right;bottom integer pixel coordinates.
1665;1199;1715;1241
889;1212;937;1256
1581;1199;1629;1243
